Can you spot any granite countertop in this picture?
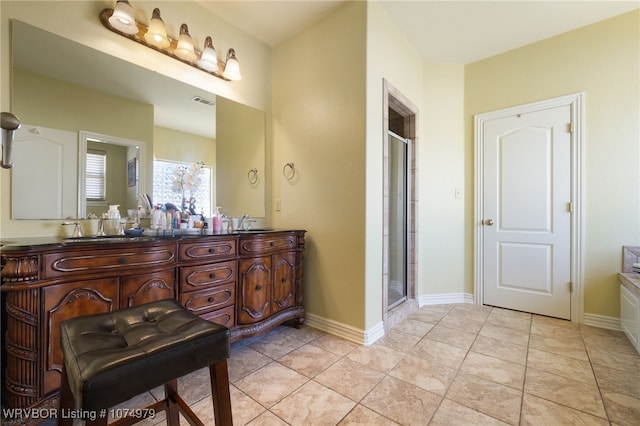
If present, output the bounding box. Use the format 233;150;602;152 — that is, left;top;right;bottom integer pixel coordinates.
0;228;297;252
619;272;640;297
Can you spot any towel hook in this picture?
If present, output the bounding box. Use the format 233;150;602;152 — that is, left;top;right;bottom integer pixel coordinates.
248;168;258;184
283;162;295;180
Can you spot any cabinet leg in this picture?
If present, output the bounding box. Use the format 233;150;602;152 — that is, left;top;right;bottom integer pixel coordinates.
292;318;305;329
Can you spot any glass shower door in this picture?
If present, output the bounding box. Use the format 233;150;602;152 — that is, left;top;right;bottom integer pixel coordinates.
388;131;408;309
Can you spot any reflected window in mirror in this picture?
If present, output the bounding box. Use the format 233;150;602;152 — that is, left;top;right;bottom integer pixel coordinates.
153;159;212;217
86;149;107;201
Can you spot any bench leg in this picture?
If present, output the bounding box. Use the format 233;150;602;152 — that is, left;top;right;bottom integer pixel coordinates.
58;365;75;426
209;360;233;426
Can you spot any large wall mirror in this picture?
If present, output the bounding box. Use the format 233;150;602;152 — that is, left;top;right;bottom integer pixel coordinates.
11;20;265;220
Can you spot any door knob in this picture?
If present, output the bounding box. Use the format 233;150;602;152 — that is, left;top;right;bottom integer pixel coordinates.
484;219;494;226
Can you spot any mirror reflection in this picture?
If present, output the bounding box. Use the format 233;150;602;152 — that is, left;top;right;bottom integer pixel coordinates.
10;20;265;220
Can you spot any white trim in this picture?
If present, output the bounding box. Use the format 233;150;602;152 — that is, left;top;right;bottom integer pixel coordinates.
583;313;621;331
419;293;475;307
474;92;585;323
304;313;384;345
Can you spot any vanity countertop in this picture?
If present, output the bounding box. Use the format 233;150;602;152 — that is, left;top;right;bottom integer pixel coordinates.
0;229;298;252
619;272;640;297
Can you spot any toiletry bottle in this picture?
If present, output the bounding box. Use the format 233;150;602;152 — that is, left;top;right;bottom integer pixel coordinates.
213;207;223;233
106;205;121;235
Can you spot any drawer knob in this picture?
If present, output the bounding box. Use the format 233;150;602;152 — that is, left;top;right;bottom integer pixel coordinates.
210;273;217;279
208;297;214;303
209;248;216;254
281;278;287;283
118;258;126;264
270;242;274;247
256;285;263;291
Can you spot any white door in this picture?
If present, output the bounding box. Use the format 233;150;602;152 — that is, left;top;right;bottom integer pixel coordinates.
482;105;572;319
12;125;78;219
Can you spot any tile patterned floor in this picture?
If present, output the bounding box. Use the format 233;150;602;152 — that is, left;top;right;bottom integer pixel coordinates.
121;304;640;425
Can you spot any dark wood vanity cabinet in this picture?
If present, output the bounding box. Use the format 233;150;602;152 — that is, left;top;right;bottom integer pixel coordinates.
0;230;305;423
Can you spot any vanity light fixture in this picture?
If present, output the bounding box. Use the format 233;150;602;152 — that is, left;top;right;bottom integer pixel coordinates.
198;36;219;72
109;0;138;35
99;1;241;81
143;8;169;48
223;49;242;81
174;24;197;62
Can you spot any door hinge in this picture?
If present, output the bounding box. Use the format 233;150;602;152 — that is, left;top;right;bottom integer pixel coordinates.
568;282;573;292
567;123;573;133
567;202;573;213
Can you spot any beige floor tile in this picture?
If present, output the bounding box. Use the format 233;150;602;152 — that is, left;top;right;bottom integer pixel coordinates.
227;346;273;382
245;410;289;425
361;376;441;425
479;322;529;347
388;353;457;395
310;333;360;356
338;404;400;425
234;362;308;407
430;398;510;425
278;342;340;378
449;304;492;322
525;367;607;418
391;317;435;337
229;385;266;426
520;394;609;426
274;324;326;343
587;345;640;373
601;389;640;426
248;333;305;359
592;363;640;399
409;338;468;370
446;374;522;425
374;328;423;353
485;310;531;332
489;307;532;322
314;357;385;401
408;307;450;324
346;343;406;373
425;324;477;351
471;335;527;365
530;315;582;340
460;351;525;390
437;312;485;334
527;348;596;385
270;380;356;425
529;332;589;361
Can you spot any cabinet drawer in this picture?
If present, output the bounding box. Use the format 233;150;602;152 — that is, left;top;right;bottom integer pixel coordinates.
239;234;296;256
180;283;235;315
179;260;237;292
201;306;235;328
43;246;176;278
121;269;176;308
178;238;237;262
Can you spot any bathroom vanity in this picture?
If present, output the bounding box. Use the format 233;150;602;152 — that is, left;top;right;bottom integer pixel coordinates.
0;230;305;420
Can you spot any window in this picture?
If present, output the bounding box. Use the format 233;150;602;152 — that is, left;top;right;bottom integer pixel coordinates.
86;149;106;201
153;159;212;217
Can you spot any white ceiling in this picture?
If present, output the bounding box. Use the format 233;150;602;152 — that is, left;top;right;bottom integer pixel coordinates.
198;0;639;64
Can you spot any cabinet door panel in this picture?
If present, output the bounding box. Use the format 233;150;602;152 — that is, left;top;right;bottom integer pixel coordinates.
120;269;175;308
43;278;118;395
201;306;235;328
273;252;296;312
237;257;271;324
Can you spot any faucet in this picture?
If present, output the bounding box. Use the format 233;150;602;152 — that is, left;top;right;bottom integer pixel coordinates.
236;214;250;231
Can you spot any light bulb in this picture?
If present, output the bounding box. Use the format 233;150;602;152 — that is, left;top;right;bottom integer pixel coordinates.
144;8;169;48
222;48;241;81
198;36;219;72
109;0;138;35
174;24;197;62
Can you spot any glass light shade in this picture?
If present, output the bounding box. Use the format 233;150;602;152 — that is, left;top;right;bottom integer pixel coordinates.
222;49;241;81
144;8;169;48
109;0;138;35
174;24;197;62
197;36;219;72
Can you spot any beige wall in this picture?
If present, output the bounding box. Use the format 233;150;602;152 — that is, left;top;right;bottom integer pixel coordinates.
273;1;367;329
465;10;640;318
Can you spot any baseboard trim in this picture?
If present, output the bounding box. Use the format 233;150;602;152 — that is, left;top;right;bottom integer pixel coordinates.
583;312;622;331
305;313;385;345
419;292;475;306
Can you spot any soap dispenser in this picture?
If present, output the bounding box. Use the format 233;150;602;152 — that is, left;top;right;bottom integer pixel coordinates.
213;207;223;233
105;205;121;235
